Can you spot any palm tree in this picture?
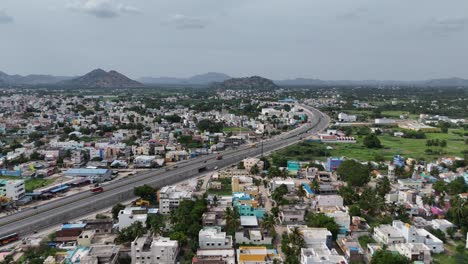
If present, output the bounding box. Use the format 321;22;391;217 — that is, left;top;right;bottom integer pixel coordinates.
450;196;467;225
296;185;306;199
223;207;240;235
262;213;277;234
309;178;320;193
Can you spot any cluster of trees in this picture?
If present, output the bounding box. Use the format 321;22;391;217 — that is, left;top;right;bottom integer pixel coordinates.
433;177;468;196
426;139;447;147
336;160;371;187
402;130;426;139
169;197;208;260
305;212;340;239
281;227;306;264
196;119;224;133
272;184;289;206
223;207;240;236
363;134;382;148
133;185;157;204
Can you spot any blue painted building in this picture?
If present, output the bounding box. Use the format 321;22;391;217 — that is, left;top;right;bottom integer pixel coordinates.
326;157;343;172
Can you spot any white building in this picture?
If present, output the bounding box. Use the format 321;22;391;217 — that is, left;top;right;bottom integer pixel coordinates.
131;235;178;264
373;225;405;245
199;226;233;249
287;225;332;248
118;207;157;229
389;243;432;264
270;179;295;193
431;219;454;234
158;185;192;214
300;244;347;264
0;179;25;201
338;113;357;123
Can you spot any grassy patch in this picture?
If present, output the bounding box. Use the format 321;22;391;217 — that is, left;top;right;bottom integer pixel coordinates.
222;127;251;133
329;131;465;161
25;178;56;192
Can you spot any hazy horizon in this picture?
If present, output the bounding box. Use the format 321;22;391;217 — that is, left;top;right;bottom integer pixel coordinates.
1;0;468;80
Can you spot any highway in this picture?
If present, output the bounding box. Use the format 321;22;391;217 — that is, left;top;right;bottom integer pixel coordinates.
0;104;329;237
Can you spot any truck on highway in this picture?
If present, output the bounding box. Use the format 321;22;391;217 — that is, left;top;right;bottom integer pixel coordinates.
90;184;103;193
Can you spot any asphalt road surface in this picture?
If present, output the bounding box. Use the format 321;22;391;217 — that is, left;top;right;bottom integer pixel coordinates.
0;104;329;237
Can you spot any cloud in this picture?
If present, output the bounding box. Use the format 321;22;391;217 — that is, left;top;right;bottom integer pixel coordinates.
0;9;14;24
68;0;140;18
424;17;468;36
163;14;209;30
337;7;368;21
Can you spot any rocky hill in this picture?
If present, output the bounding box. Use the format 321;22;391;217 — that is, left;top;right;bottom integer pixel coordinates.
0;71;72;85
64;69;143;88
213;76;279;90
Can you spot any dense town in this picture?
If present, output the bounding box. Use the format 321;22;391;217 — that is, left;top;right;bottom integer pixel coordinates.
0;84;467;264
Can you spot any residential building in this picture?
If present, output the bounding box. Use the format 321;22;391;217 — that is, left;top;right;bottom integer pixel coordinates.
118;207;157;229
131;235;179;264
237;246;281;264
300;244;347;264
192;249;236;264
389;243;432;264
0;179;25;201
373;224;405;245
287;225;333;248
199;227;233;250
158;185;192;214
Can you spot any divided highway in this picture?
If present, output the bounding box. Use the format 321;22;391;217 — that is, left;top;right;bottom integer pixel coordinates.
0;104;329;237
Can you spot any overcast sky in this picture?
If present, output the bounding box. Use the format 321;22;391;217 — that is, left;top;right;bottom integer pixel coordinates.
1;0;468;80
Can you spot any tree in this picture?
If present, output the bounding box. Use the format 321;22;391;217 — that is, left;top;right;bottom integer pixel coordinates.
370;250;410;264
272;184;289;205
116;221;146;244
112;203;125;220
261;213;277;234
197;119;224;133
337;160;370;187
133;185;157;203
338;185;359;205
223;207;240;236
433;180;447;194
296;185;306;199
363;134;382;148
447;177;468;195
306;212;340;239
376;177;391;197
250;164;260;175
237;161;245;169
309;178;320;193
146;214;165;235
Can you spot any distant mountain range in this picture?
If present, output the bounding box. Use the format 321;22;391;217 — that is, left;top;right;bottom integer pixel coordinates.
274;77;468;87
62;69;143;88
0;71;73;85
139;72;231;85
214;76;279;90
1;69;468;87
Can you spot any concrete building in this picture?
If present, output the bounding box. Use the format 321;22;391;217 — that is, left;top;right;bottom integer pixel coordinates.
373;224;405;245
131;235;179;264
63;168;112;183
338;113;357;123
198;227;233;250
0;179;25;201
158;185;192;214
118;207;157;229
287;225;333;248
270;179;295;193
237;246;281;264
300;244;347;264
389;243;432;264
235;228;273;245
192;249;236;264
243;158;264;172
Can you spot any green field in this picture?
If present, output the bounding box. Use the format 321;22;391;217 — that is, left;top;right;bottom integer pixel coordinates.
0;176;56;193
329;131;466;161
222;127;251;133
433;242;468;264
343;110;419;120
